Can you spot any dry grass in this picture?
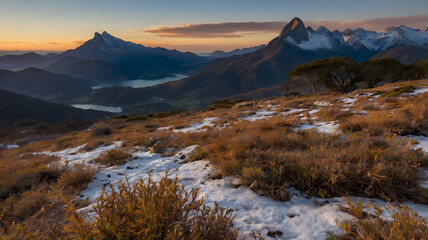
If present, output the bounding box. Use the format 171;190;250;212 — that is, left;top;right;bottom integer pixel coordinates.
339;198;427;240
94;148;132;166
66;172;239;239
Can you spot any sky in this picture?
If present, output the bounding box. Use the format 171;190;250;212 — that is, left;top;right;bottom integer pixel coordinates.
0;0;427;52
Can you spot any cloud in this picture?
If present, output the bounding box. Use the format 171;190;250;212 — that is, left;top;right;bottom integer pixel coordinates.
143;15;428;38
144;22;286;38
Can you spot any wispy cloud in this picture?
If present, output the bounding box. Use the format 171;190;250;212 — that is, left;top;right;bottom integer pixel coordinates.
143;15;428;38
144;22;285;38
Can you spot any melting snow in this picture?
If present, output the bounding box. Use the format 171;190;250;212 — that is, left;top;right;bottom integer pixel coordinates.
173;117;218;133
241;110;276;121
296;121;340;134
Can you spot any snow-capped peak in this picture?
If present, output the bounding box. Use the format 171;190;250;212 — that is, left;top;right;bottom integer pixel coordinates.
281;20;348;51
84;31;147;53
343;26;428;51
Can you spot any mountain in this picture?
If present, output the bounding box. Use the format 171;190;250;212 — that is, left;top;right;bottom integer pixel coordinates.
0;68;93;102
0;89;111;125
0;52;54;70
207;45;266;59
343;26;428;52
44;56;133;82
60;31;207;79
81;18;367;109
371;46;428;64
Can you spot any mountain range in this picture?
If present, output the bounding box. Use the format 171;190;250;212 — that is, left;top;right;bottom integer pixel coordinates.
79;17;428;112
0;17;427;116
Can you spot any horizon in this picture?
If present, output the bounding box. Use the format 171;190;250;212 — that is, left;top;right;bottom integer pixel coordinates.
1;0;427;52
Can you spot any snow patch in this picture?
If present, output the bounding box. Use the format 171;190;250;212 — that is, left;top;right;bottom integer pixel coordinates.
173;117;219;133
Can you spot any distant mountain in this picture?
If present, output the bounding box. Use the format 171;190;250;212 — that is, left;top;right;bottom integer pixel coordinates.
371;46;428;64
0;52;54;70
44;56;133;82
60;31;207;79
0;68;93;102
81;17;428;112
343;26;428;52
207;45;266;59
0;89;111;125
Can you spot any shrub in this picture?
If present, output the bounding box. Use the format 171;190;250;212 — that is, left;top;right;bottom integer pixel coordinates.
57;163;98;192
66;172;239;239
339;198;427;240
381;85;415;97
94;148;132;166
91;127;112;136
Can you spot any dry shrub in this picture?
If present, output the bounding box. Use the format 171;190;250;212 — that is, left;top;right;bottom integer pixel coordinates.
90;127;112;136
381;85;415;97
0;155;60;200
316;105;354;121
339;198;427;240
205;117;427;202
66;172;239;239
57;163;98;193
95;148;132;166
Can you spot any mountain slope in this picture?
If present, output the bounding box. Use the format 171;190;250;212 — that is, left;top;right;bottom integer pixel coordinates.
0;68;93;102
0;89;111;125
60;31;207;78
0;52;54;70
371;46;428;64
207;45;266;59
44;56;133;82
82;18;371;108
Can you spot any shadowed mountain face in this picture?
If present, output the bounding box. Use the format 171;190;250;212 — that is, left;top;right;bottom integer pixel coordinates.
44;56;133;82
371;46;428;64
0;89;111;125
0;53;54;70
59;31;207;79
279;17;309;43
0;68;93;102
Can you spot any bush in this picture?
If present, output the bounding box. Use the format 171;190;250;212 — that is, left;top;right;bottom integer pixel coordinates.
57;163;98;192
66;172;239;239
381;85;415;97
339;198;427;240
91;127;112;136
94;148;132;166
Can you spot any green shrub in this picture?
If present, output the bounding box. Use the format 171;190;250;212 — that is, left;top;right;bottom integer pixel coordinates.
381;85;415;97
66;172;239;239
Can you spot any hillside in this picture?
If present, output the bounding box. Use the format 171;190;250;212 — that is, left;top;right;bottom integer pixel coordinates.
0;67;93;102
0;89;111;125
1;79;427;239
371;46;428;64
44;56;133;82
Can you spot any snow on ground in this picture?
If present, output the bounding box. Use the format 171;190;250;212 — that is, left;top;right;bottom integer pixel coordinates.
173;117;219;133
407;87;428;95
296;121;340;134
314;101;331;107
38;141;122;165
5;144;19;149
409;136;428;189
70;143;427;239
241;109;276;121
340;97;357;105
280;108;306;116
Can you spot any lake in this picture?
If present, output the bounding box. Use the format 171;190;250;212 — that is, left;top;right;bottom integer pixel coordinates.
92;74;187;89
71;104;122;113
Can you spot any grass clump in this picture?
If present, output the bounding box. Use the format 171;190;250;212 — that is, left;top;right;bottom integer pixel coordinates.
125;109;183;122
381;85;415;97
91;127;112;136
94;148;132;166
66;172;239;240
339;198;427;240
205;118;427;202
57;163;98;193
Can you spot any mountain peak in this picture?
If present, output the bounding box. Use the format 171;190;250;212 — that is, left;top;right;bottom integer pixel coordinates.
279;17;308;44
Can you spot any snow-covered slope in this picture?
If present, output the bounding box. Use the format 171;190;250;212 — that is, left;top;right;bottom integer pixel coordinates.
343;26;428;51
281;18;428;53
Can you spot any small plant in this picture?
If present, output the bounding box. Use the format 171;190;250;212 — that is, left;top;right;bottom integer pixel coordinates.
66;172;239;239
91;127;112;136
57;163;98;192
381;85;415;97
94;148;132;166
188;146;208;162
339;198;427;240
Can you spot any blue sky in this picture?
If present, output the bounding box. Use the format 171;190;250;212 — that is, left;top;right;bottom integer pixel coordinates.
1;0;427;51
